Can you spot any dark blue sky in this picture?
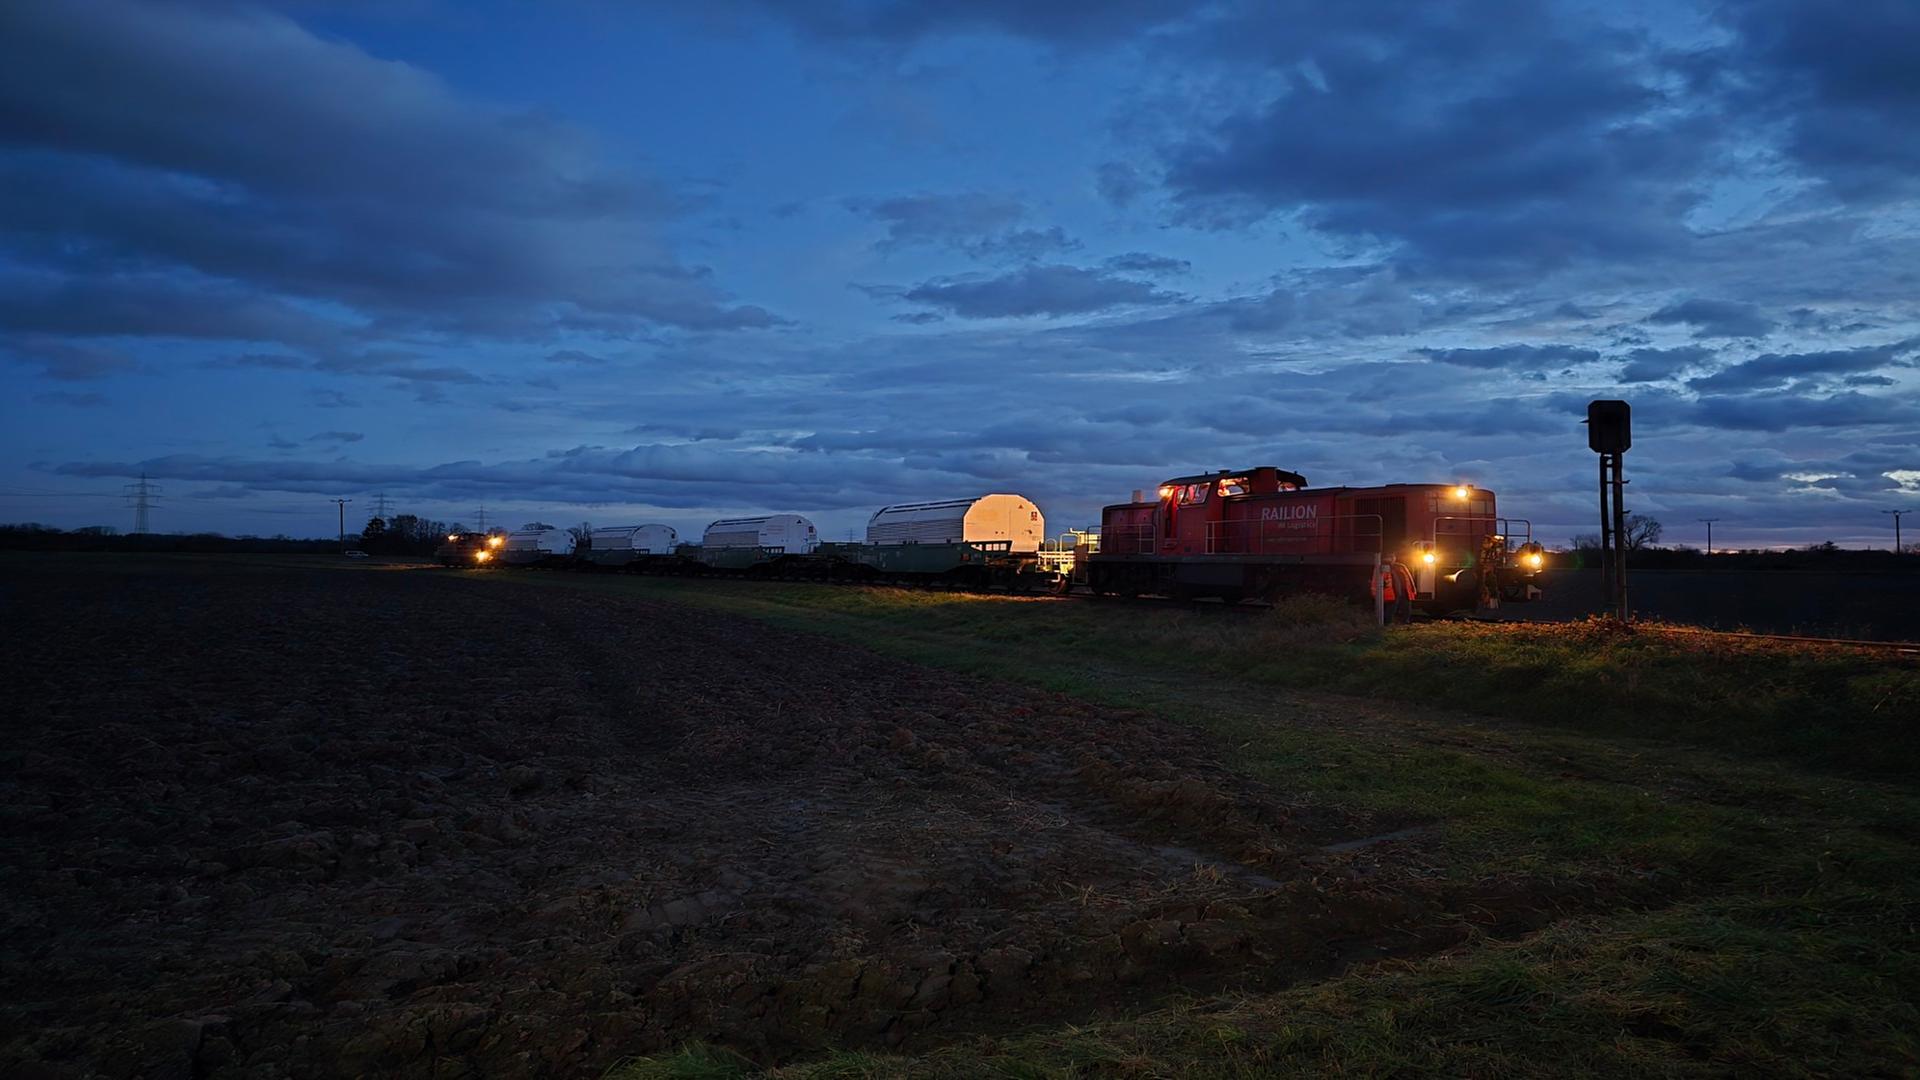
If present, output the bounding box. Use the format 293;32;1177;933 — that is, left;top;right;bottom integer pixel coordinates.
3;0;1916;547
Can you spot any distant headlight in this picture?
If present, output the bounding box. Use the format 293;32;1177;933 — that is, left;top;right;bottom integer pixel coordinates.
488;536;504;547
448;534;459;542
474;550;491;563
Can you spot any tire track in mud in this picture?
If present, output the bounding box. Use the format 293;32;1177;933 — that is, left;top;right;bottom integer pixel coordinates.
2;562;1614;1078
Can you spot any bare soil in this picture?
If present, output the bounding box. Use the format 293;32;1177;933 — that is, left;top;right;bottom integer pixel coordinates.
0;558;1567;1078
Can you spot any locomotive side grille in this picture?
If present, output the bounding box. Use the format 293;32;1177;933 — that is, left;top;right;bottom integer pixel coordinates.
1354;497;1406;553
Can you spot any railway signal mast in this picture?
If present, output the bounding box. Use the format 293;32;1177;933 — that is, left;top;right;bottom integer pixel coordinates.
1885;508;1913;554
1586;400;1631;622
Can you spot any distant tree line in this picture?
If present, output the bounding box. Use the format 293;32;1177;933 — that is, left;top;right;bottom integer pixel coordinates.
1558;516;1918;571
359;514;461;555
1;513;466;556
0;523;340;554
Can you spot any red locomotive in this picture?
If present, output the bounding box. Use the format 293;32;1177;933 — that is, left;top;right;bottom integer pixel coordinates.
1083;466;1543;614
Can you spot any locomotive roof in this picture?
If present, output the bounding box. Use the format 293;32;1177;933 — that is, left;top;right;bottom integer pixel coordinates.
1160;467;1309;487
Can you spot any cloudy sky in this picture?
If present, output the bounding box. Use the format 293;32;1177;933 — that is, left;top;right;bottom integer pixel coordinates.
2;0;1917;547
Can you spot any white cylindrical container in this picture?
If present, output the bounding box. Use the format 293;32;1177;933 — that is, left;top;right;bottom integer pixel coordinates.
866;494;1045;551
588;524;678;554
702;514;818;553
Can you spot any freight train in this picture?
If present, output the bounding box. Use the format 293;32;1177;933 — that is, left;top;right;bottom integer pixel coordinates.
438;466;1545;616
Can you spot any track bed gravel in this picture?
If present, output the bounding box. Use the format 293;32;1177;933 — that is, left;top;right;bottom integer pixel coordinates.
2;560;1529;1077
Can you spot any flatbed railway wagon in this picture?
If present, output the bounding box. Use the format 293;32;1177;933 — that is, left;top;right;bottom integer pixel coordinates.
499;523;576;567
817;494;1057;590
692;514;820;575
1083;466;1543;613
580;524;679;570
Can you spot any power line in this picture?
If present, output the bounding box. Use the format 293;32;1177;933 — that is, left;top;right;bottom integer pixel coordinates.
123;472;162;534
371;492;392;520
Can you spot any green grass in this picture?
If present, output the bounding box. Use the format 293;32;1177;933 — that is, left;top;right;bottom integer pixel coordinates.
453;574;1920;1077
495;577;1918;779
611;891;1918;1078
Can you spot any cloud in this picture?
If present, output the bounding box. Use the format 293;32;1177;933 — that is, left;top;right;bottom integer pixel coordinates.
969;226;1080;262
1096;162;1149;206
546;350;612;365
1150;3;1717;270
1687;340;1916;392
1417;344;1601;370
225;353;310;371
308;431;365;444
1647;298;1776;339
1104;252;1190;276
901;264;1181;318
845;192;1026;251
1727;0;1920;200
0;0;776;356
844;193;1083;264
726;0;1192;45
1691;389;1918;432
32;390;108;407
1618;345;1715;383
4;338;136;381
310;389;359;409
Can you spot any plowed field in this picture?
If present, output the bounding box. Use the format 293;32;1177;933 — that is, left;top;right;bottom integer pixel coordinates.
2;558;1550;1078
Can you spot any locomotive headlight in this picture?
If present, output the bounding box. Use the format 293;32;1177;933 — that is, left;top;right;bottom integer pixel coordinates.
474;549;491;563
1422;552;1437;565
488;535;504;547
1525;552;1543;568
448;533;459;542
1452;485;1471;500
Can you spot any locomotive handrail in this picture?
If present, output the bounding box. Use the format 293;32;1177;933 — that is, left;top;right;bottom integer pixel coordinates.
1204;513;1384;555
1497;518;1534;548
1429;514;1499;544
1050;529;1100;553
1104;522;1157;555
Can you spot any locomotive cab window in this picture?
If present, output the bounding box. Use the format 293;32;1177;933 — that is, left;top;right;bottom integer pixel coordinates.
1217;477;1248;497
1179;483;1210;505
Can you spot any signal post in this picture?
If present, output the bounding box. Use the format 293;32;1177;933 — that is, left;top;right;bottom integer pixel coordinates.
1587;400;1631;622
